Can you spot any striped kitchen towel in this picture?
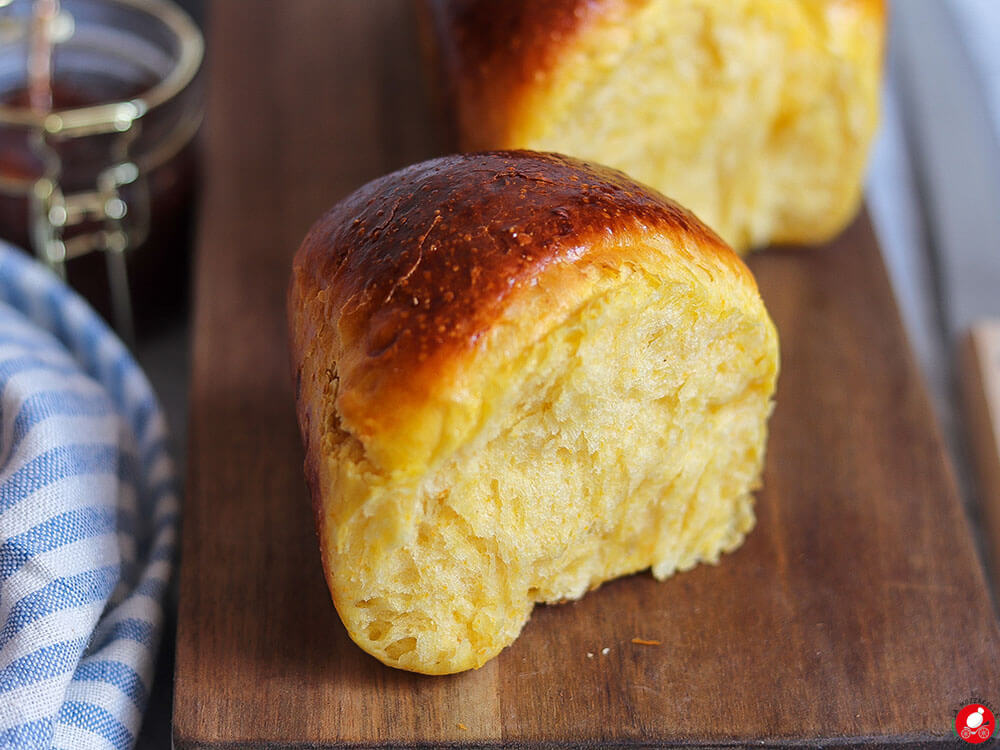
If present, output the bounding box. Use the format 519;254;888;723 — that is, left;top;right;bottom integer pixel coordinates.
0;241;178;749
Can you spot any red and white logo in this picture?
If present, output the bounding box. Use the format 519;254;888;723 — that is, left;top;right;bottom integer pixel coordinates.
956;704;995;743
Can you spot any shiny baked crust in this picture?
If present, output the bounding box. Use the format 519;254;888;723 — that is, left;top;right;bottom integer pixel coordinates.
421;0;885;253
291;151;750;471
289;151;779;673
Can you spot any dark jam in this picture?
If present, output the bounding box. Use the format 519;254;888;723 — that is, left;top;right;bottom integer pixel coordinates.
0;73;197;335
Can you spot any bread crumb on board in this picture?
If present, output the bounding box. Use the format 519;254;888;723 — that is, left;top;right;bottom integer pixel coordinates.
457;723;468;731
631;637;662;646
601;647;610;655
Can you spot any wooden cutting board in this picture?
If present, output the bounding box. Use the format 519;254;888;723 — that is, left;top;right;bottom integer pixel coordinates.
173;2;1000;747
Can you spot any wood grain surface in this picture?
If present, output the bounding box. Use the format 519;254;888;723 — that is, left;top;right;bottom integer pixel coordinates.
173;2;1000;747
961;321;1000;604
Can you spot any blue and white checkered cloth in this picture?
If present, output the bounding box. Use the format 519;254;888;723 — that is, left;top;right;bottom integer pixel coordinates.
0;242;178;749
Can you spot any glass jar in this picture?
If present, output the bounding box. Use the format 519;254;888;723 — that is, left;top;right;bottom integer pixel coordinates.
0;0;203;341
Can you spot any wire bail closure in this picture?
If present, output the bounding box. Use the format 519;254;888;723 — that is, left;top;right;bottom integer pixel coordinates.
29;101;148;344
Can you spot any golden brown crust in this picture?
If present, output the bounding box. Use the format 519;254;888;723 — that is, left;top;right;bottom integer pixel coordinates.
422;0;886;151
289;151;758;477
291;152;741;460
421;0;622;149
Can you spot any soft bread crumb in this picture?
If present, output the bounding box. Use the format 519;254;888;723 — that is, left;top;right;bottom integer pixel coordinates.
322;268;776;673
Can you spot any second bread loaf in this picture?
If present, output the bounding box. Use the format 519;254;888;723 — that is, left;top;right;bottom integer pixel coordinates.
421;0;884;253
